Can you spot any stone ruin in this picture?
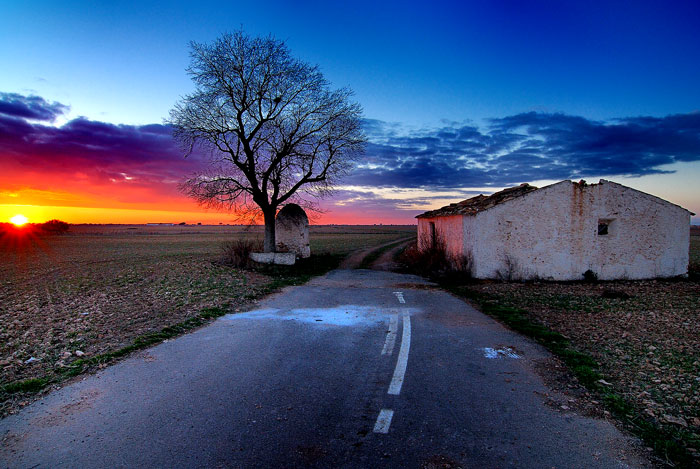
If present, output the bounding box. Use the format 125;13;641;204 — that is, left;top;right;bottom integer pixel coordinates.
275;203;310;259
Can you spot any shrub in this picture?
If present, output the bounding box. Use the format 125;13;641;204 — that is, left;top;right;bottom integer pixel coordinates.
398;233;472;282
582;269;598;283
497;254;520;281
220;238;264;268
39;219;70;234
689;260;700;280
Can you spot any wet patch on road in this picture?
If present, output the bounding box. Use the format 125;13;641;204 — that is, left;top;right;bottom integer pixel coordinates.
223;305;399;327
481;347;521;359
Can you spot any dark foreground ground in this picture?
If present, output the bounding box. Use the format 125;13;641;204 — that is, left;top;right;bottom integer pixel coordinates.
0;269;649;468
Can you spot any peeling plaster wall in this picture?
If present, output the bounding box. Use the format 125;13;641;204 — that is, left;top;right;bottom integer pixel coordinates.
470;180;690;280
417;218;431;251
418;180;691;280
417;215;463;255
583;180;689;280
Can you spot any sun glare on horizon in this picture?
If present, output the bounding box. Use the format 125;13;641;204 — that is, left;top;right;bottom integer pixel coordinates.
10;214;29;226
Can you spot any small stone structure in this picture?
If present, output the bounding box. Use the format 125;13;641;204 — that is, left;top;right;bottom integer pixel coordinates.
275;203;311;258
417;179;693;280
249;252;296;266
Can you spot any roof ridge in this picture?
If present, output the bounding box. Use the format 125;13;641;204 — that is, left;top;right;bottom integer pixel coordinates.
416;183;539;219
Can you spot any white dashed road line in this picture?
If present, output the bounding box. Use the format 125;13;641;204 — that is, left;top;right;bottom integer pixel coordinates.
381;313;399;355
373;409;394;434
375;294;412;434
388;313;411;395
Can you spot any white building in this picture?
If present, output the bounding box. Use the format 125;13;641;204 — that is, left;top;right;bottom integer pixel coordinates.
416;179;692;280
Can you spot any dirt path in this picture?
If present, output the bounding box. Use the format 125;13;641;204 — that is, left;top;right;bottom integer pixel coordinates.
338;237;414;270
368;238;414;271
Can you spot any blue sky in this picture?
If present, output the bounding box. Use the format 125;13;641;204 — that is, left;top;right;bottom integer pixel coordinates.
4;0;700;126
1;0;699;223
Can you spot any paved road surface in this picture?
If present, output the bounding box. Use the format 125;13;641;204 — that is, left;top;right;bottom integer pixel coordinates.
1;269;647;468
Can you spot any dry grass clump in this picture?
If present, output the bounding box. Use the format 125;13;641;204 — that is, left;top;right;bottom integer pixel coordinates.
398;236;472;282
220;238;264;267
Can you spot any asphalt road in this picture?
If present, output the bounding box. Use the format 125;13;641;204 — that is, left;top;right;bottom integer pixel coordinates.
1;269;648;468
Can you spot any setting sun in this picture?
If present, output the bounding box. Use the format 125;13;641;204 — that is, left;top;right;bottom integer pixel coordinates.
10;214;28;226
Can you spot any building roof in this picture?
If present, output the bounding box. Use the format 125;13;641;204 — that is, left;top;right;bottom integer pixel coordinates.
416;183;539;219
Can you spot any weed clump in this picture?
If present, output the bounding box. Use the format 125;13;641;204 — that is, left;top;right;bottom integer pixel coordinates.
220;238;264;267
601;289;632;299
2;378;48;394
582;269;598;283
398;234;472;282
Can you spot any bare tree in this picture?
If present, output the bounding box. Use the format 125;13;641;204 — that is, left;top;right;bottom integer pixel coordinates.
170;31;365;252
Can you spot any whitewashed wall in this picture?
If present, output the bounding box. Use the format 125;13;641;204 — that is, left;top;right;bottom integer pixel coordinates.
419;180;690;280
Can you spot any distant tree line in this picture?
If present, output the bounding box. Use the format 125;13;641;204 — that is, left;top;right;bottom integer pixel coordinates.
0;219;70;236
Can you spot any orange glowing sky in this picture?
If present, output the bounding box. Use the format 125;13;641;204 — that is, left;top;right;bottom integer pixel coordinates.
0;173;421;226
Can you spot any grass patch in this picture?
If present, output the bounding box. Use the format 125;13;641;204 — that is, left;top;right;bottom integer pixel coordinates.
2;378;48;394
252;253;343;287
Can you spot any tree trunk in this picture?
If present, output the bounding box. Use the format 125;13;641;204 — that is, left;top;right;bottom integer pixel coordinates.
263;209;276;253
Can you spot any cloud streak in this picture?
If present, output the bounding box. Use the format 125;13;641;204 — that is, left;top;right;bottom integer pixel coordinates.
0;92;69;122
353;112;700;189
1;91;698;221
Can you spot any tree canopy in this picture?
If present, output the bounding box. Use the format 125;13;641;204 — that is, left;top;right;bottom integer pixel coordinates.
170;31;365;252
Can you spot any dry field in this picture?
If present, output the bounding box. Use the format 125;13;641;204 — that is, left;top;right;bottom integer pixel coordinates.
0;224;415;415
461;233;700;464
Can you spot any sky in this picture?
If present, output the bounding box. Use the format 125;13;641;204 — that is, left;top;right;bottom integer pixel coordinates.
1;0;699;225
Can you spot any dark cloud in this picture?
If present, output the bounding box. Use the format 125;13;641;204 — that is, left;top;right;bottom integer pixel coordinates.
0;99;208;189
353;111;700;189
2;91;698;217
0;92;69;122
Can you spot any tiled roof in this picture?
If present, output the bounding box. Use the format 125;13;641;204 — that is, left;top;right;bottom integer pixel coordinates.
416;183;539;219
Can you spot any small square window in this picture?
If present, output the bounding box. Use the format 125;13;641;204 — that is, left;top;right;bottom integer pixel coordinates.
597;218;615;236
